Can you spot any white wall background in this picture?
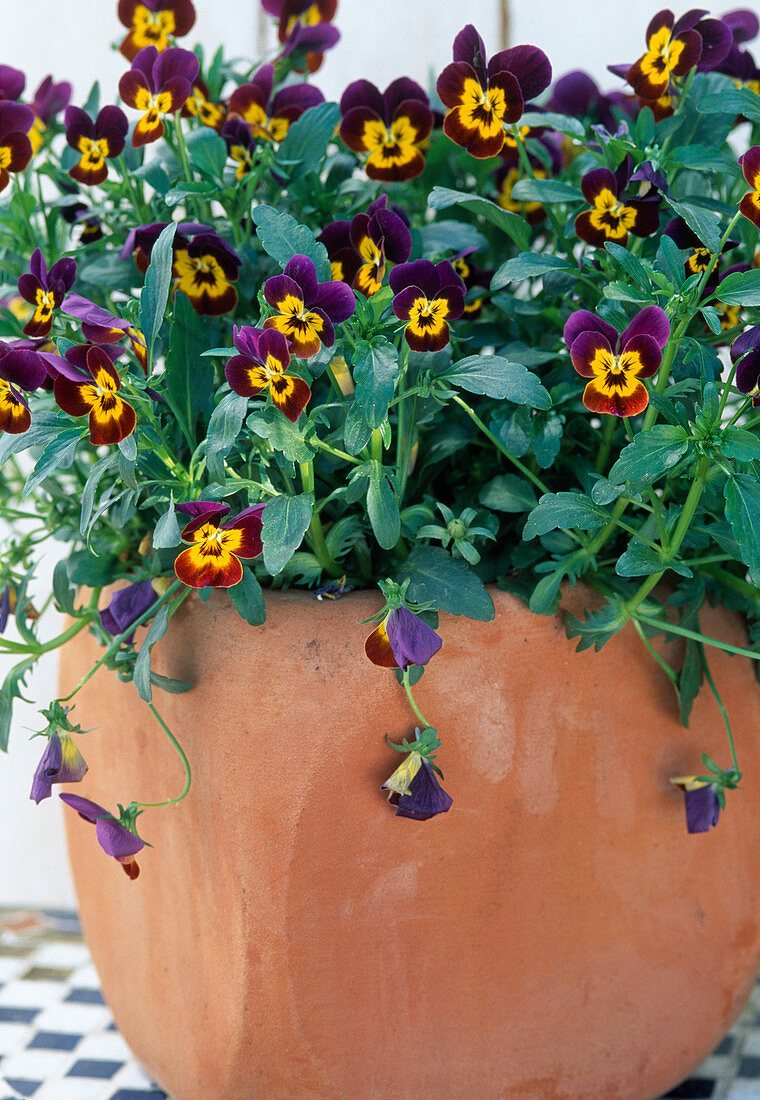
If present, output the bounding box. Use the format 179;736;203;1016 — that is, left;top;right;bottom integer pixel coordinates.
0;0;753;907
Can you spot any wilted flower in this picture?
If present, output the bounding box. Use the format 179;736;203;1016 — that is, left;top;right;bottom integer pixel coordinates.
59;793;145;879
389;259;466;353
64;106;129;186
382;734;453;821
263;254;356;358
100;579;159;640
174;501;265;588
17;248;76;339
30;731;88;804
118;0;197;60
564;305;670;417
670;776;720;833
575;158;660;248
365;605;442;669
52;344;136;445
436;25;551;158
118;45;199;146
228;63;323;144
339;78;433;182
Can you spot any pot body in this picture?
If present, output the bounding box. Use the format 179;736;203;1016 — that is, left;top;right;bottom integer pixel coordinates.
61;588;760;1100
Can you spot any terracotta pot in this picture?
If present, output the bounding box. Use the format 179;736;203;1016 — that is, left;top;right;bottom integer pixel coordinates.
61;587;760;1100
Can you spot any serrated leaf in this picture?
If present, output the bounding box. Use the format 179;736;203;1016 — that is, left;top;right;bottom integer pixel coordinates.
523;492;609;540
565;598;629;652
427;187;531;250
725;474;760;585
442;356;551;406
397;545;494;621
262;493;314;575
134;605;169;703
252;205;330;280
352;336;398;429
139;222;176;369
608;424;690;487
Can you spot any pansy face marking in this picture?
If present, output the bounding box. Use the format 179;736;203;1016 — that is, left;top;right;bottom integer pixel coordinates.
53;346;136;445
361;115;422;177
0;379;30;434
225;326;311;422
626;11;703;101
173;502;265;589
131;6;176;51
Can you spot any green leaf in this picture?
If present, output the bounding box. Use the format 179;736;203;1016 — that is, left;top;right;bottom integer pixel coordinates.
0;658;36;753
668;143;742;175
164;181;216;207
52;561;77;616
491;252;572;288
427;187;531;250
664;197;722;253
725;474;760;585
252;205;330;281
604;243;650;289
711;268;760;306
274;101;340;182
185;127;228;180
442;356;551;406
721;426;760;463
529;571;564;615
608;424;690;487
206;392;248;480
343;401;373;455
23;430;81;497
479;474;537;513
79;453;118;537
655;235;686;289
565;598;630;652
510;178;584;203
164;290;216;445
248;405;314;463
262;493;314;575
229;567;267;625
698;86;760;123
520;109;585;138
153;493;182;549
352;336;398;429
397;546;494;621
615;539;692;578
602;280;653;304
134;605;169;703
367;461;400;549
531;413;563;468
523;492;610;540
139;222;177;369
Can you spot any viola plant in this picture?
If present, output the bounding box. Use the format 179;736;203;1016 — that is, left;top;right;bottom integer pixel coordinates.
5;2;760;879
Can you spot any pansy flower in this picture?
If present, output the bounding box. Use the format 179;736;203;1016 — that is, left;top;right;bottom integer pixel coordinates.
182;78;227;131
62;294;148;372
30;732;88;804
575;159;660;248
52;344;136;445
17;249;77;339
451;252;494;319
264;0;339;73
383;751;453;820
263;254;356;359
221;117;256;179
436;25;552;159
318;195;412;297
0;65;26;102
118;45;199;147
174;501;265;588
495;155;548;225
730;324;760;404
365;605;442;669
119;219;211;273
60;793;145;879
739;146;760;227
225;325;311;423
670;776;720;833
118;0;197;60
0;101;34;192
549;70;633;132
64;106;129;186
228;64;323;144
389;259;466;353
339;78;433;182
626;10;731;102
0;337;50;434
100;579;159;641
664;216;737;285
61;202;104;244
173;231;241;316
564;305;670;417
28;76;72;154
0;585;11;632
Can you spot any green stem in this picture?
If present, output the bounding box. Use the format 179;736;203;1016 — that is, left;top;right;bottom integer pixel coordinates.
634;612;760;663
595;415;616;474
703;563;760;603
134;703;192;808
452;393;549;496
700;649;739;773
510;124;566;244
299;462;341;578
310;437;361;465
371;428;383;464
633;619;678;686
173;112;193;185
402;667;432;728
117;156;150;225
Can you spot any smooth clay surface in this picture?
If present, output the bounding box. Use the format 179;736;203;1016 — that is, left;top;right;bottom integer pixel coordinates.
61;586;760;1100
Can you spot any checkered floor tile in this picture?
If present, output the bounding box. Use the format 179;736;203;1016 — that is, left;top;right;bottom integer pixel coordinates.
1;908;760;1099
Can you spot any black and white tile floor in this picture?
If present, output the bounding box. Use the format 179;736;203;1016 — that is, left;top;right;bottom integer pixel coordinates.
1;907;760;1100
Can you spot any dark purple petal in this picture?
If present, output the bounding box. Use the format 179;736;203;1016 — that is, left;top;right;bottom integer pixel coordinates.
0;585;9;633
130;46;160;91
452;24;488;84
283;254;320;302
272;81;325;116
563;309;619;350
29;248;46;286
177;499;231;535
619;306;670;350
723;9;759;44
62;294;127;330
282;21;339;56
489;44;552;101
32;76;71;123
389;259;439;298
339;78;386;120
0;101;34;140
95;816;145;860
0;65;26;102
59;792;109;823
250;63;275;108
48;257;76;291
30;733;87;804
384;76;428;116
548;70;599;115
386;606;442;668
99;579;158;638
264;273;304;310
672;8;708;35
731;324;760;363
369;207;412;264
736;348;760;393
0;344;48;389
393;759;453;820
695;17;733;70
682;784;720;832
312;278;356;323
232;324;265;360
64;105;95;143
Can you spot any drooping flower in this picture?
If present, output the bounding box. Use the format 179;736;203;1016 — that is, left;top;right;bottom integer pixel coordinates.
574;158;660;248
339;78;433;182
174;502;265;588
389;259;466;353
64;106;129;186
225;326;311;422
59;793;145;879
730;324;760;404
383;752;453;820
61;294;148;372
365;605;442;669
670;776;720;833
625;10;731;102
436;25;552;159
118;45;199;147
564;305;670;417
117;0;197;60
739;146;760;228
263;254;356;359
17;249;77;339
173;231;241;316
0;336;50;434
30;732;88;804
28;76;72;154
263;0;339;73
52;344;136;445
228;64;324;144
182;78;227;131
100;579;159;640
0;101;34;192
318;195;412;297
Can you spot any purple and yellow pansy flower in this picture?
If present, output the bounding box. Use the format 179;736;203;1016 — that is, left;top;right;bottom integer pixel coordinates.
221;117;256;179
0;101;34;192
365;605;442;669
225;325;311;423
118;45;199;147
52;344;137;445
574;160;660;248
59;793;145;879
120;219;211;273
383;751;453;820
625;9;731;102
564;305;670;418
389;259;466;353
0;337;50;435
117;0;197;61
319;195;412;297
173;231;241;316
30;731;88;804
228;63;323;145
739;146;760;227
263;0;339;73
664;215;738;284
28;76;72;154
174;501;265;589
64;106;129;186
495;153;549;225
62;294;149;373
730;324;760;404
263;254;356;359
436;25;551;159
339;78;433;182
182;78;227;131
61;202;104;244
17;248;76;339
670;776;720;833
